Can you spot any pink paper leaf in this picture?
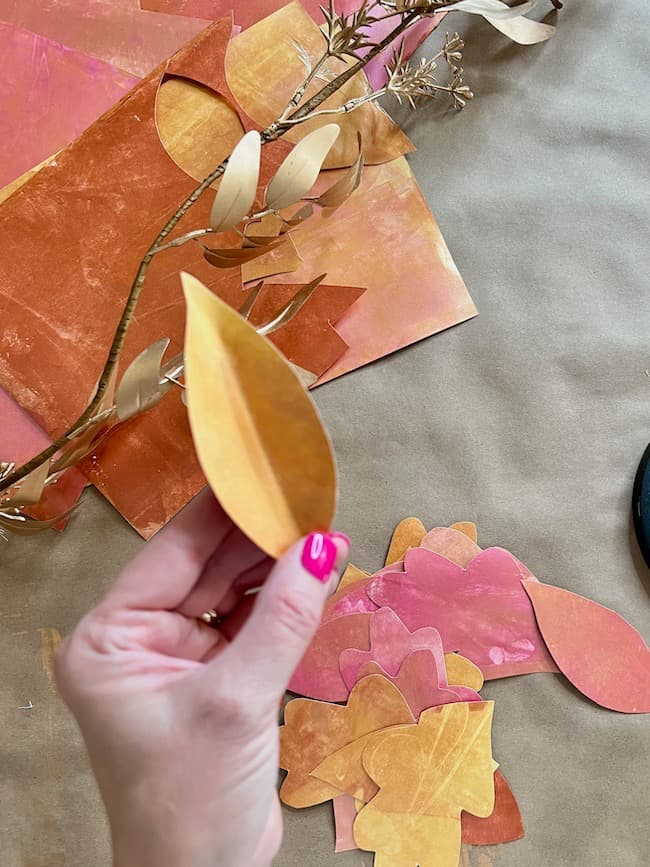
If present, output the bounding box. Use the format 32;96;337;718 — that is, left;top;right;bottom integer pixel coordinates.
359;650;481;719
368;547;558;680
288;613;371;701
522;580;650;713
339;607;447;690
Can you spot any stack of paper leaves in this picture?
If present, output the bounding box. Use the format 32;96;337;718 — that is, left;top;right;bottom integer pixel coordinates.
281;518;650;864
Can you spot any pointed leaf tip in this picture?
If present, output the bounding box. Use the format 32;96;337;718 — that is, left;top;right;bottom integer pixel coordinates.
181;272;337;558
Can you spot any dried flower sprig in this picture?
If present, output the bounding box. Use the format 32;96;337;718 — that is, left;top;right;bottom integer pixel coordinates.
321;0;378;59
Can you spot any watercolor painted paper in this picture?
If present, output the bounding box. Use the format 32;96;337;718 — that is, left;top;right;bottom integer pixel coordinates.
0;22;138;189
369;547;558;679
280;674;414;808
523;580;650;713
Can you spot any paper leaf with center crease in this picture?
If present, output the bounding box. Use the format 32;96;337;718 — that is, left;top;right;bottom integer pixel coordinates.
484;13;555;43
116;338;171;422
182;272;336;558
209;130;261;233
266;124;341;211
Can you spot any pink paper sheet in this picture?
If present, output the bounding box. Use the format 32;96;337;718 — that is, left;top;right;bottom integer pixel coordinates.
369;547;559;680
0;22;138;189
333;794;359;853
0;0;208;77
138;0;444;88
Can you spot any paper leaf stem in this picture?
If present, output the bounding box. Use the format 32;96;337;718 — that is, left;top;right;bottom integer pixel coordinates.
209;130;261;232
116;338;171;422
265;124;340;211
522;579;650;713
182;272;336;558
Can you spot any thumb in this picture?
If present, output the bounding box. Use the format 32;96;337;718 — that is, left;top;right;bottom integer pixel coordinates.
218;531;350;699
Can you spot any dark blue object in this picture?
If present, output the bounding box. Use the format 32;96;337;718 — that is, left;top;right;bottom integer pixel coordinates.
633;442;650;568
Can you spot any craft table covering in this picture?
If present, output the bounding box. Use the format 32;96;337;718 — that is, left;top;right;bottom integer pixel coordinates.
1;2;648;866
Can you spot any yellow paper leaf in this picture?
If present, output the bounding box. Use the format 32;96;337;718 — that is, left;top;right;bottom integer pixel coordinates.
354;702;495;867
209;130;261;232
266;124;340;211
450;521;478;543
385;517;427;566
182;272;336;557
116;338;171;422
280;674;415;808
444;653;484;692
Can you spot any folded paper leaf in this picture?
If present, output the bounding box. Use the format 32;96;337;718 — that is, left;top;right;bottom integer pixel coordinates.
280;674;415;808
461;770;525;845
354;702;495;867
385;517;427;566
522;580;650;713
485;12;556;44
116;338;171;422
182;272;336;558
369;547;558;679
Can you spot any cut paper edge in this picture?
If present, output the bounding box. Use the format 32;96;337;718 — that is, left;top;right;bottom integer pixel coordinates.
522;579;650;713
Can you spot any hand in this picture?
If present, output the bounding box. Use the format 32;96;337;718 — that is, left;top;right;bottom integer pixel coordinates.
55;488;349;867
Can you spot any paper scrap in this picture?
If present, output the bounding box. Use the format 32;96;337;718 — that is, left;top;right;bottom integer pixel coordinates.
461;770;525;845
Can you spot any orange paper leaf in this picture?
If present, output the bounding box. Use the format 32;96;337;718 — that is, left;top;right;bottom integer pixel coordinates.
421;526;483;567
279;674;415;808
385;517;427;566
462;770;524;845
182;272;336;558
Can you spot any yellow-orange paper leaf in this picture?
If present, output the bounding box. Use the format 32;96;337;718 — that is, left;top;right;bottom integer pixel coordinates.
385;517;427;565
354;702;495;867
450;521;478;543
209;130;261;233
266;124;340;211
444;652;485;692
182;272;336;558
279;674;415;808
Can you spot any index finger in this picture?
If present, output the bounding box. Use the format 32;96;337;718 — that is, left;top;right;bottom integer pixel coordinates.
103;487;232;611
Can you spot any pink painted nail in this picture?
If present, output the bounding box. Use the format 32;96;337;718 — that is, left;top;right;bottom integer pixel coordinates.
301;532;338;582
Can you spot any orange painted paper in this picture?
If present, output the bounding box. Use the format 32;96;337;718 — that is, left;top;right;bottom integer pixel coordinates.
421;526;483;567
461;770;525;845
279;674;415;808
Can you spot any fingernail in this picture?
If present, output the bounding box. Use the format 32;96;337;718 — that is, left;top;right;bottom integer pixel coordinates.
301;532;338;582
330;531;351;548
